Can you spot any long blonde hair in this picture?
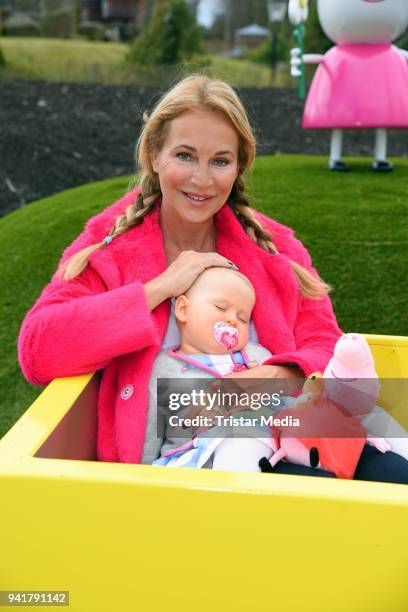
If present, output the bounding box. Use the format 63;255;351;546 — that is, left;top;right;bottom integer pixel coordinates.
56;73;330;299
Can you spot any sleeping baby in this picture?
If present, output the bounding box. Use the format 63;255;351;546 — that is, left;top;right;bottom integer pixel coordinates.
143;265;290;471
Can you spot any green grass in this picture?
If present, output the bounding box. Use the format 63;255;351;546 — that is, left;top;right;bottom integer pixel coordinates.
1;154;407;438
0;37;276;87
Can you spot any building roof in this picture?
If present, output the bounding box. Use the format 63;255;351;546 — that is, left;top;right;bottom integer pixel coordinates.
235;24;269;38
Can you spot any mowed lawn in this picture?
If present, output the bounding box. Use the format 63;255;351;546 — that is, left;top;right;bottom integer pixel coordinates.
0;37;277;87
0;154;407;438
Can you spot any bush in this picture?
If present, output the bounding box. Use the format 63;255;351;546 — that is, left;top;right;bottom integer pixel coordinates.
41;9;77;39
244;4;334;68
244;21;293;66
304;2;332;54
4;13;42;37
122;54;211;87
128;0;205;66
78;22;106;42
0;45;5;67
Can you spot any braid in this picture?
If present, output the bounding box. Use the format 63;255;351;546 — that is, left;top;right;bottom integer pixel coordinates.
55;174;161;282
229;177;280;254
229;176;331;300
109;173;161;239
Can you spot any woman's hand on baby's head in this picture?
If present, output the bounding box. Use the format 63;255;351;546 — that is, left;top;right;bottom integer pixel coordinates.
160;251;238;299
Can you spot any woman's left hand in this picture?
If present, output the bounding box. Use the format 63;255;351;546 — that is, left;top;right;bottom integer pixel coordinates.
223;364;305;393
224;364;304;380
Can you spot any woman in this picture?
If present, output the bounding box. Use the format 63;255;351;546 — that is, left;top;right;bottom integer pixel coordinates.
17;74;408;482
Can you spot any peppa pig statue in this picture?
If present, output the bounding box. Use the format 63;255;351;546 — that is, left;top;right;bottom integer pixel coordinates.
289;0;408;171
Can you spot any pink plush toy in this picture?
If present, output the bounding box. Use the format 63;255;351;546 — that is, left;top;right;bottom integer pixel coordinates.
324;333;377;381
322;333;387;444
260;334;390;478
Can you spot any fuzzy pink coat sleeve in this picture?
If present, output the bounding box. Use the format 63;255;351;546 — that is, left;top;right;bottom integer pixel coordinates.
259;214;343;375
17;195;160;387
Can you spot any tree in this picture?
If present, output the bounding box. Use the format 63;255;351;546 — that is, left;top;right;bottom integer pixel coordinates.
128;0;205;65
141;0;157;27
303;0;332;54
207;0;269;46
188;0;200;19
207;0;332;59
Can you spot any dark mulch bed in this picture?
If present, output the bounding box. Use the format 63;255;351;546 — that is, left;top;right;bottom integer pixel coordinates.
1;79;407;217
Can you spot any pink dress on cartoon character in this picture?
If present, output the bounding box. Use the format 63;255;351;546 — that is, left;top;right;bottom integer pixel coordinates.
303;44;408;129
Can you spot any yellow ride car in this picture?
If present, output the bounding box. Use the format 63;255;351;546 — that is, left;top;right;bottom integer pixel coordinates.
0;335;407;612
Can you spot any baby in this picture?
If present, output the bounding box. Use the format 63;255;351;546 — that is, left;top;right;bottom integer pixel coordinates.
148;266;282;471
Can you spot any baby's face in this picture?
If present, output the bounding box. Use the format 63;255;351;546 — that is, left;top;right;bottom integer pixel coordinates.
175;268;255;354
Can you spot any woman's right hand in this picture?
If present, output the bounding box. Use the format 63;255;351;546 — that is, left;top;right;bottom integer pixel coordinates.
143;251;238;311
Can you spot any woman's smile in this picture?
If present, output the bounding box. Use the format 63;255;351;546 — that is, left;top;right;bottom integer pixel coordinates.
182;191;215;206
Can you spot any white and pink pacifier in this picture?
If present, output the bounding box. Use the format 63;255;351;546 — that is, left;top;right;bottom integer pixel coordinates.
213;321;239;350
212;321;246;373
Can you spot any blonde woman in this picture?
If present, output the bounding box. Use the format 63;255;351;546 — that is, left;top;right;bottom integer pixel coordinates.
18;74;344;468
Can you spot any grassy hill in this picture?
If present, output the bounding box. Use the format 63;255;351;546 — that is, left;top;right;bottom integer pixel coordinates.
0;154;407;438
0;37;279;87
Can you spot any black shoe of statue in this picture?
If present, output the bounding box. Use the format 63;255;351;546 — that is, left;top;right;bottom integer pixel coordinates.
329;159;349;172
372;160;394;172
259;457;274;473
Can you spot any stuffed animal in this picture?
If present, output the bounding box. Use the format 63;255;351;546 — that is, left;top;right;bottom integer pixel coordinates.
259;392;388;479
259;335;391;478
322;333;391;452
322;333;380;419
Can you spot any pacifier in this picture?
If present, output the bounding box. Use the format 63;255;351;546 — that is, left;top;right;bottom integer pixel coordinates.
213;321;247;373
213;321;239;350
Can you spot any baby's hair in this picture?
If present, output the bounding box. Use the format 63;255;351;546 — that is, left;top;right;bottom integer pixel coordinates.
174;266;255;333
183;266;255;299
56;73;330;299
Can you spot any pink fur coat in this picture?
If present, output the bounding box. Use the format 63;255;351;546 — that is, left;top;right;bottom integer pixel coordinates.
17;187;342;464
